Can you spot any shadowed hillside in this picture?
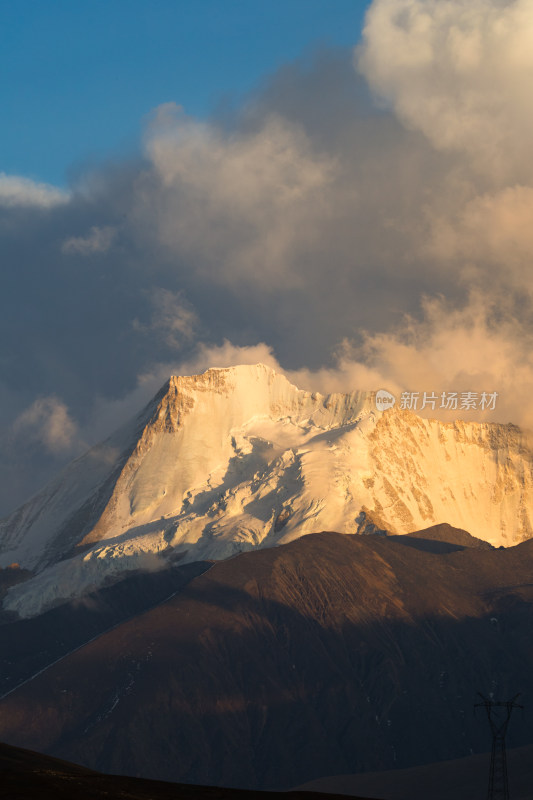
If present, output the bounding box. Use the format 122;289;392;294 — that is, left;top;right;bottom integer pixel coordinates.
0;527;532;792
0;741;378;800
298;742;533;800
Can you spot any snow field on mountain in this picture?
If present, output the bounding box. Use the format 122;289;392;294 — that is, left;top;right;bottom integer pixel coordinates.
1;364;533;618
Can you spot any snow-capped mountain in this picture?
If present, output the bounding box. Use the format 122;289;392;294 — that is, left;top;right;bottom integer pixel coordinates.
1;363;532;617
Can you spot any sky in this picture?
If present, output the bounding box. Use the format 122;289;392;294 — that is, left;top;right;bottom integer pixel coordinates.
2;0;533;517
1;0;370;186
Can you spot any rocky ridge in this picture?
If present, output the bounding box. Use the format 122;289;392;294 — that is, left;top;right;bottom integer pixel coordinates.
0;363;532;617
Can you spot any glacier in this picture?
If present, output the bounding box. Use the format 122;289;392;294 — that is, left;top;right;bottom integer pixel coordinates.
1;363;532;617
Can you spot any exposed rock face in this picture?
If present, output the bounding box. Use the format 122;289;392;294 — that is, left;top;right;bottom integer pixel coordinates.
0;531;532;790
368;410;533;543
0;364;533;616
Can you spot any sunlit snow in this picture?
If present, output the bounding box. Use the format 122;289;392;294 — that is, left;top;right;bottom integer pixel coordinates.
1;364;532;617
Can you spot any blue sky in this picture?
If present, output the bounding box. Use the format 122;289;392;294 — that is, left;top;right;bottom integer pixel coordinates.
2;0;370;186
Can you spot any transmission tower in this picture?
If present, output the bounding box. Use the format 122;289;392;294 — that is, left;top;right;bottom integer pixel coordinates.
475;693;523;800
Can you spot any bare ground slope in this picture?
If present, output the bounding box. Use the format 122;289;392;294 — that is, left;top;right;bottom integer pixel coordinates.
0;526;532;790
0;741;378;800
297;743;533;800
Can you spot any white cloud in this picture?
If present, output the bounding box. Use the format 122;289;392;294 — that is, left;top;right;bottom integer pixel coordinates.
133;288;197;347
357;0;533;181
137;105;337;287
283;293;533;428
0;173;69;208
425;184;533;292
12;397;81;454
129;295;533;428
61;225;116;255
169;340;281;377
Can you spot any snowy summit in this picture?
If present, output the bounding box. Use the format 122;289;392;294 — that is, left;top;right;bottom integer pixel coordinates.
1;363;532;617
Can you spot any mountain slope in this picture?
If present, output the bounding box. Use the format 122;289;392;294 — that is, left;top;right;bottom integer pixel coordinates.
0;741;378;800
1;363;533;617
297;743;533;800
0;530;532;791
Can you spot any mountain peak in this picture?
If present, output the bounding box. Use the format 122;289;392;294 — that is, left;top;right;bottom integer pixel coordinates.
139;363;370;439
135;364;289;435
165;362;290;391
2;365;533;617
